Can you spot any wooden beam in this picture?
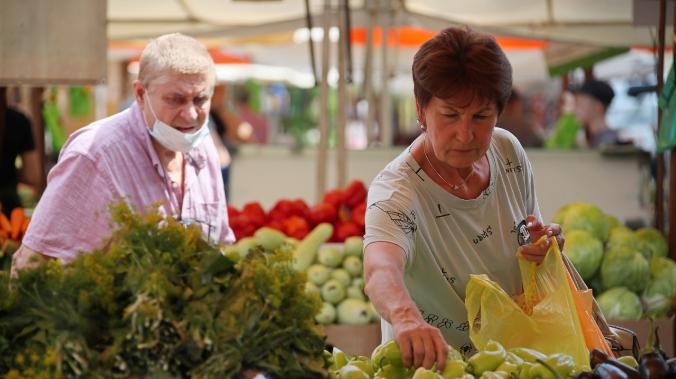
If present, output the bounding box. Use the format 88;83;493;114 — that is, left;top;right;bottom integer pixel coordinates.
316;0;332;202
29;87;46;195
657;0;666;235
336;0;348;188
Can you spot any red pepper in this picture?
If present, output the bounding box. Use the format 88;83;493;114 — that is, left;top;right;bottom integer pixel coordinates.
323;189;345;208
265;219;286;232
269;199;294;222
343;180;367;208
283;216;311;240
290;199;310;218
332;221;363;242
350;202;366;228
242;201;268;228
230;214;257;239
227;205;241;219
307;202;338;226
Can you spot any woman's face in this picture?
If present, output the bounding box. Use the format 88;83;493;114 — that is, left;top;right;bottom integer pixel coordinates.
419;95;498;169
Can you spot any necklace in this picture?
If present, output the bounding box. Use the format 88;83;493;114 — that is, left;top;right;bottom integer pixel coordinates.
422;136;475;191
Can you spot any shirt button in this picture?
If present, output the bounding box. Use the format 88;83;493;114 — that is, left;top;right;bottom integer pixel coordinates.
172;182;178;189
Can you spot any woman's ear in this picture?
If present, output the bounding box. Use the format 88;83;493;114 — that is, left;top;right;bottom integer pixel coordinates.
415;101;426;129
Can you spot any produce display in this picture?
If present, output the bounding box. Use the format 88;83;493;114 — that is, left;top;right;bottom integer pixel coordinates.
327;340;585;379
227;179;367;242
553;203;676;319
222;225;379;326
0;208;30;271
0;204;328;378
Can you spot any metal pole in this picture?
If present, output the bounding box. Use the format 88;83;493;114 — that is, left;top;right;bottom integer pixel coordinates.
657;0;666;233
316;0;332;202
364;0;376;145
336;0;348;188
379;1;393;146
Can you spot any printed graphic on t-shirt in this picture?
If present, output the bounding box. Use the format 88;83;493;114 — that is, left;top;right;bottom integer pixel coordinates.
503;157;523;174
369;201;417;236
472;225;493;245
440;267;456;285
406;161;425;182
511;219;531;246
435;203;451;219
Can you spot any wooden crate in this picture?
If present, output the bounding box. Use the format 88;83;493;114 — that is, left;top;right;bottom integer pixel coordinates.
609;316;674;357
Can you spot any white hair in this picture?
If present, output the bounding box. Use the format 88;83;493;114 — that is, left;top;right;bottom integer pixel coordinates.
138;33;215;88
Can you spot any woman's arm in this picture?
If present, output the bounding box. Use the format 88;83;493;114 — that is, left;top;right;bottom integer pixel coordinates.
364;241;448;371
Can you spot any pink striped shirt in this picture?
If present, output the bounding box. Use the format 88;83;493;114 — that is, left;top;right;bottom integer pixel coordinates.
22;102;235;262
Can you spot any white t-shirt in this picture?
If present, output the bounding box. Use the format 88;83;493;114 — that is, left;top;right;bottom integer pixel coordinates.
364;128;541;355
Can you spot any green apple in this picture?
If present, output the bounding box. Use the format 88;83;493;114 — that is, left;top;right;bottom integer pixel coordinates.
305;282;320;296
343;256;363;277
346;286;366;301
344;236;364;257
331;268;352;287
352;277;365;291
339;364;370;379
321;279;346;304
337;298;371;325
315;302;337;324
318;246;345;267
307;264;331;285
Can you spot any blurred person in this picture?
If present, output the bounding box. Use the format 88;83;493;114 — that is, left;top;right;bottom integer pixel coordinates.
498;88;544;147
545;90;583;149
0;88;40;216
13;33;235;272
571;79;619;148
235;88;268;144
363;26;569;372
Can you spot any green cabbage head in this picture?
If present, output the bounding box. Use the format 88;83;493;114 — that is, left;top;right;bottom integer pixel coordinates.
636;227;668;259
597;287;643;320
561;203;610;242
600;246;650;293
564;230;603;281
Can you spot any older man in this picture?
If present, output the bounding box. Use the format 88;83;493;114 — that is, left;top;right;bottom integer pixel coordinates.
13;33;235;270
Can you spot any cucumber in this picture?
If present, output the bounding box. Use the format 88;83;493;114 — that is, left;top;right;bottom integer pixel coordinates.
292;223;333;271
254;227;287;250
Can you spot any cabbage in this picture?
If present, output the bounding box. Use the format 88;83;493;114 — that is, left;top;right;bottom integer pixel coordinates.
561;203;611;242
600;246;650;293
642;277;675;318
606;228;651;260
553;202;588;225
650;256;676;286
606;215;621;230
564;230;604;281
636;227;668;259
597;287;643;320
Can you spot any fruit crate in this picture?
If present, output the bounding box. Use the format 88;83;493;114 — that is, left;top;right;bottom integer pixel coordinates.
609;316;674;357
324;323;381;357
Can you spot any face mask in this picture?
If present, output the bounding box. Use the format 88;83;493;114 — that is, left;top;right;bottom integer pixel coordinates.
145;95;210;153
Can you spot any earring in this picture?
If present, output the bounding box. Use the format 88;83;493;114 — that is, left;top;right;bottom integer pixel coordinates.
417;119;426;131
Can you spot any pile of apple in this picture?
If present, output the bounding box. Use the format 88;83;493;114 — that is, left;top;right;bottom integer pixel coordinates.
306;236;380;326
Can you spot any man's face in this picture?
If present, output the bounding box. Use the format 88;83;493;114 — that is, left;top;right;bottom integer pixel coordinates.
138;71;213;134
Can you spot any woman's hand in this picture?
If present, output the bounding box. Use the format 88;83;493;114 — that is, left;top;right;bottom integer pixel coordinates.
391;307;448;371
519;215;565;263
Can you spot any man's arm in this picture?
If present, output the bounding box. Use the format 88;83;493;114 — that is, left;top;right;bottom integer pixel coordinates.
10;244;51;277
364;241;448;371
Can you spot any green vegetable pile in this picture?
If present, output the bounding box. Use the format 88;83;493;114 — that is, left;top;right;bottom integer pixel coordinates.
553;202;675;320
0;203;327;378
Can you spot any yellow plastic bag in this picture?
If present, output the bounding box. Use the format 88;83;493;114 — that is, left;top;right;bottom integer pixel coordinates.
465;237;590;369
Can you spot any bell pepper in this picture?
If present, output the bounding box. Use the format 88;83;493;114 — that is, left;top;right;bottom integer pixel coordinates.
442;359;467;379
542;353;576;378
282;215;310;240
518;362;538;379
351;202;367;228
374;363;413;379
269;199;294;222
307;203;338;226
527;363;559;379
481;372;509;379
332;221;363;242
242;201;268;227
509;348;547;363
496;361;520;378
348;356;374;377
505;352;525;366
467;341;507;376
344;180;368;208
323;189;345;208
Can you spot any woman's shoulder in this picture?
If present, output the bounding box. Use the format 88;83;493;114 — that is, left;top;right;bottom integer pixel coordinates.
491;127;528;158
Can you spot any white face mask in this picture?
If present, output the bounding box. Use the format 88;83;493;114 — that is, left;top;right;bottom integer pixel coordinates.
145;95;210;153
